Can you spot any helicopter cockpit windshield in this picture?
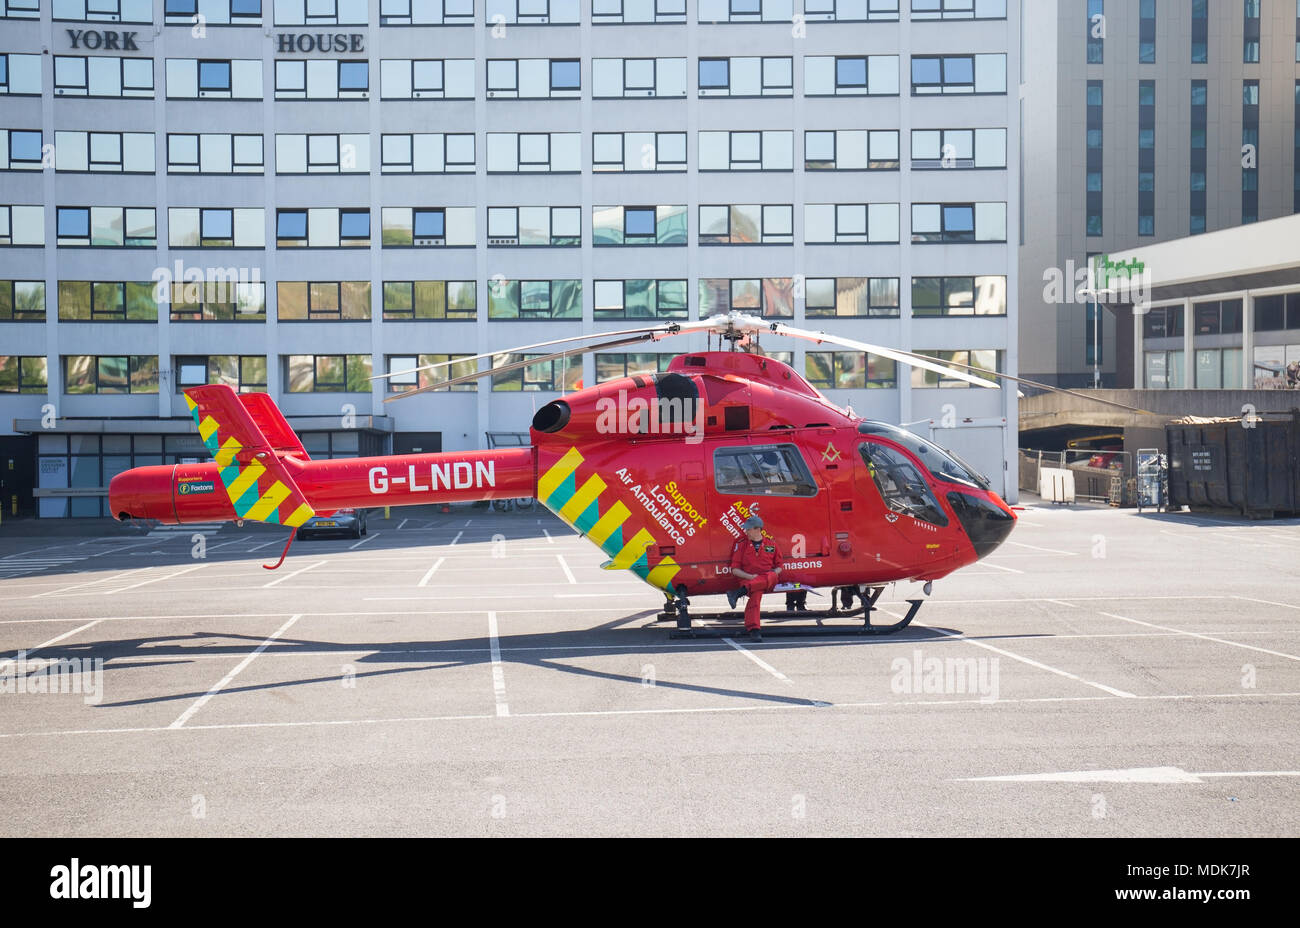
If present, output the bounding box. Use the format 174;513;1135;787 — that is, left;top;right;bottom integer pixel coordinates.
858;442;949;526
857;421;991;491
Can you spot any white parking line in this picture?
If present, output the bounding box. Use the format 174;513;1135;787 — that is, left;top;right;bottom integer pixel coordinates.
262;560;326;589
417;557;445;588
449;531;463;546
487;611;509;717
978;562;1024;574
1098;612;1300;662
543;529;554;544
29;567;151;599
1004;541;1078;556
107;564;207;594
1234;596;1300;610
247;540;278;552
349;532;381;550
556;554;576;584
0;619;103;675
168;613;304;729
397;519;408;530
919;624;1136;698
724;637;795;686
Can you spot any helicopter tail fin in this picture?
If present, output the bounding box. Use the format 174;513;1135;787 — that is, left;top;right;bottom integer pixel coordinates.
182;385;316;528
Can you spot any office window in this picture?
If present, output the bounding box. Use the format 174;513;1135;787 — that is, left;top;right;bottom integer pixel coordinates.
697;0;792;21
58;282;156;321
0;205;45;245
593;132;687;172
487;133;581;173
595;354;674;383
53;131;154;173
805;277;900;318
380;0;475;24
1;129;42;171
488;279;582;320
168;280;266;322
1191;80;1207;232
382;281;476;321
1087;79;1103;236
698;57;793;97
1086;0;1104;62
64;356;159;394
910;276;1006;316
592;0;686;22
1242;79;1259;223
486;59;580;99
910;128;1006;169
175;356;267;393
805;203;900;244
594;279;688;319
1191;0;1208;63
0;281;46;321
910;0;1003;19
285;355;372;392
592;58;686;98
273;208;368;247
593;205;686;245
486;0;579;22
1244;0;1261;63
805;352;897;389
54;56;153;97
1144;350;1184;389
275;59;368;99
491;354;581;393
3;0;41;18
699;205;793;245
911;203;1006;243
486;207;580;246
0;356;47;394
166;58;261;99
275;134;370;174
278;281;371;321
911;350;1000;388
385;354;477;394
380;59;475;99
1138;80;1155;236
381;207;475;246
0;54;41;95
910;54;1004;95
699;131;792;171
1191;299;1243;336
1139;0;1156;62
165;0;262;23
382;134;474;173
56;207;156;247
805;0;899;20
803;56;899;96
1142;305;1184;339
805;130;899;170
170;208;265;247
698;278;794;318
167;134;263;174
274;0;365;23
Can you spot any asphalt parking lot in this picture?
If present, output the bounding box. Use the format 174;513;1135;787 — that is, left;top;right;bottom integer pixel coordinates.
0;503;1297;837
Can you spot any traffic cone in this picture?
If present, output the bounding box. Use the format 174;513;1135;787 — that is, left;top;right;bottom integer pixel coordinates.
440;503;451;513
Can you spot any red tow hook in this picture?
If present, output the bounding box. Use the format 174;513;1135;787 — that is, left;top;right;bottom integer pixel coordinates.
263;527;298;570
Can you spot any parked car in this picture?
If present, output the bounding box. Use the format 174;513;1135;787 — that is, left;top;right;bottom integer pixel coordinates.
298;508;368;539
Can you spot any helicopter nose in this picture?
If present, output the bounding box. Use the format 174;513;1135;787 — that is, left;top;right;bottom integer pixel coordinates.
945;490;1016;559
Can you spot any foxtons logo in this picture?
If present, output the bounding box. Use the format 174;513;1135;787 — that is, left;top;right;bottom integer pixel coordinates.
50;859;151;908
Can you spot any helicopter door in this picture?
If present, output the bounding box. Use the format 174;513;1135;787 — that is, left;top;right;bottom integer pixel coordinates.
856;439;952;570
708;440;827;569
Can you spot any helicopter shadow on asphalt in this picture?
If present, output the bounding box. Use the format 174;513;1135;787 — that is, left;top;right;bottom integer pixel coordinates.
6;618;1034;714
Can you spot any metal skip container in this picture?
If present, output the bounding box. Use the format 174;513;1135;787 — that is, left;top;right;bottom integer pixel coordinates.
1165;410;1300;518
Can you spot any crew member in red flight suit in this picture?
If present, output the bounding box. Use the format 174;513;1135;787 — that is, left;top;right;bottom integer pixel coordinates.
726;515;783;641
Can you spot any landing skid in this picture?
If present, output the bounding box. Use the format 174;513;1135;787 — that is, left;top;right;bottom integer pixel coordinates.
660;586;924;639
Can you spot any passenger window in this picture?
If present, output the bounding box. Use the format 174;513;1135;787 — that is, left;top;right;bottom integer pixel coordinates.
714;443;818;497
860;441;949;526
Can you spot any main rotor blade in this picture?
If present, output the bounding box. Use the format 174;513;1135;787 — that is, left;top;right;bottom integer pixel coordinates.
382;333;657;402
369;320;702;383
769;323;1003;390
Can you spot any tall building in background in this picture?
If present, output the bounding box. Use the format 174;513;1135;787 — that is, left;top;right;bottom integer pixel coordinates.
1;0;1020;517
1020;0;1300;389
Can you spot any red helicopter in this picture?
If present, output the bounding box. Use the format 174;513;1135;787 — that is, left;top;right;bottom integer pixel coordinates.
109;313;1137;637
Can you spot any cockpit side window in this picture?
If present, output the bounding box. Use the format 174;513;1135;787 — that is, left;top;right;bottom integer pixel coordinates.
714;443;818;497
859;441;950;526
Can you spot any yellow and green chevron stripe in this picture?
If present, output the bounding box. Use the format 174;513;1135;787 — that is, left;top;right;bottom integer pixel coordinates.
537;446;682;592
185;392;314;528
